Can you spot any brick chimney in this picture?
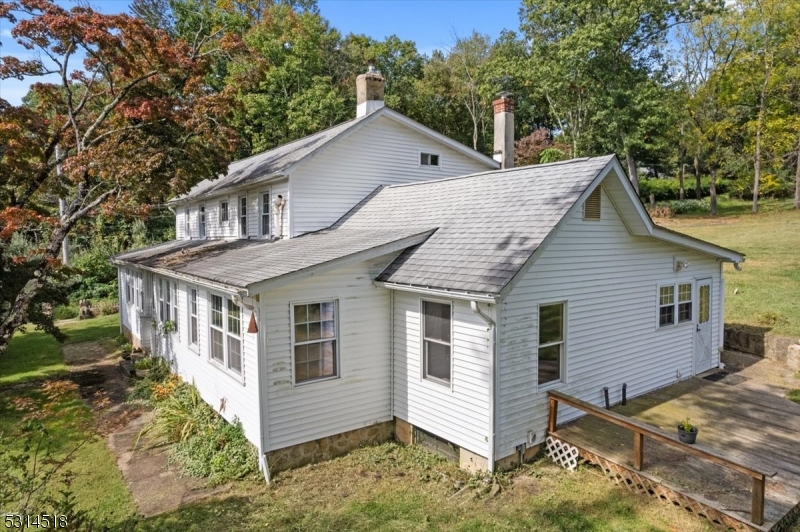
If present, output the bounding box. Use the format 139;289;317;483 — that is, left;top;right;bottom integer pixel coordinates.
493;95;515;169
356;62;385;118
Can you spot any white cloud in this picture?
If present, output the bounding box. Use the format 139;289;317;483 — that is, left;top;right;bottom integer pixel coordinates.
1;29;12;38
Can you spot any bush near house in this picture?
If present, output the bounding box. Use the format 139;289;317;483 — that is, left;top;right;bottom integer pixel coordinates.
135;371;259;485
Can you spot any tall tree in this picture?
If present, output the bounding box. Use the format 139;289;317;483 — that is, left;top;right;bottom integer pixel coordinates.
0;0;238;353
521;0;716;192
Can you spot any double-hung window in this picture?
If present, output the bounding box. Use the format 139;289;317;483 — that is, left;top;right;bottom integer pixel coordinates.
208;293;243;376
293;301;337;384
184;207;190;237
658;282;693;327
422;300;451;384
125;271;133;304
260;192;270;238
136;271;144;311
170;282;178;329
157;278;166;322
199;204;206;238
220;201;229;224
239;197;248;237
189;288;198;347
538;302;565;386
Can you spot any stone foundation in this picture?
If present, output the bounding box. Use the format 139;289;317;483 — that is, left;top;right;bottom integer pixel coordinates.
121;324;147;351
724;324;797;363
495;445;541;471
266;420;394;474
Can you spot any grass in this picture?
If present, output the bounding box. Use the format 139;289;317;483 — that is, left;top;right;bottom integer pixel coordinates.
0;315;135;526
136;443;714;532
0;314;119;387
658;197;800;337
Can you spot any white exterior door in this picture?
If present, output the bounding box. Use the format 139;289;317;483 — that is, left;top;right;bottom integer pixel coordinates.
694;279;713;374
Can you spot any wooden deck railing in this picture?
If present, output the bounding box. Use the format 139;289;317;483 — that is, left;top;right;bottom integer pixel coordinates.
548;390;777;526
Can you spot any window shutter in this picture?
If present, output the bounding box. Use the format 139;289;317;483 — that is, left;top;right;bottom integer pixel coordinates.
583;187;601;220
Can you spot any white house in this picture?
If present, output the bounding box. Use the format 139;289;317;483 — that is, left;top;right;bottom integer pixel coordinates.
112;68;744;477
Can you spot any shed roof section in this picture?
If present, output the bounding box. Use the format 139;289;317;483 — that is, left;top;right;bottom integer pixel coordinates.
336;155;617;294
113;227;437;291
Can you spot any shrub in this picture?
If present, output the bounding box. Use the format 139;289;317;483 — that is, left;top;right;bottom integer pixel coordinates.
134;357;156;370
170;418;259;485
139;381;216;445
639;176;729;202
70;244;121;301
728;174;794;200
646;204;673;218
94;298;119;316
53;305;78;320
128;357;171;402
667;199;709;215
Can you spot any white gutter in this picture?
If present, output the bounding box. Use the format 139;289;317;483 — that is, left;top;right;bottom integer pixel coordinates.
111;260;247;296
375;282;499;304
470;300;497;472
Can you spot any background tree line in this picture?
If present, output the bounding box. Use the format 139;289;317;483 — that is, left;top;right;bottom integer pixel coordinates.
1;0;798;350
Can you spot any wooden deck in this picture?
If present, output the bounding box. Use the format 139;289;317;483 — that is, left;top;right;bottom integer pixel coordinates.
553;360;800;531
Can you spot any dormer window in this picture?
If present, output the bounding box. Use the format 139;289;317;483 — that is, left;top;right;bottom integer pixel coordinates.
420;152;440;167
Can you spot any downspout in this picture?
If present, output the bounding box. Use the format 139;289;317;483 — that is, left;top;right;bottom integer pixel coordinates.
471;301;497;472
389;289;395;421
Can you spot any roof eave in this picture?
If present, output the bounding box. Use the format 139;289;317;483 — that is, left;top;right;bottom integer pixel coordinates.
110;258;246;295
373;281;499;303
169;172;288;205
650;227;745;264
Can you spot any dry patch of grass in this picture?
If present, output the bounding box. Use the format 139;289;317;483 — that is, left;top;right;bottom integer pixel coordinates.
659;198;800;337
136;443;714;532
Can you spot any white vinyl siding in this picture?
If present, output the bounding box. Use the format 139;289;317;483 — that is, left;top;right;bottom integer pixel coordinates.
496;183;721;459
393;293;492;457
290;115;492;235
261;254;398;452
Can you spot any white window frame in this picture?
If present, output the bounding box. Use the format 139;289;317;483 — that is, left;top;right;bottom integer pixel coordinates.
170;281;179;333
537;300;568;389
207;292;244;379
135;271;144;311
260;191;271;238
157;277;166;322
418;150;441;169
657;281;694;329
124;270;133;304
290;299;339;386
239;196;248;237
188;286;199;351
219;200;229;225
420;298;453;388
184;207;190;238
199;204;206;238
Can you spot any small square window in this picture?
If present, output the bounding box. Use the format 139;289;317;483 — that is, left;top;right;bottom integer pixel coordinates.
420;152;440;167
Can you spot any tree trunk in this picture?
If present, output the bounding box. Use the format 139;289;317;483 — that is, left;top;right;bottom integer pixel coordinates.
710;168;718;216
753;124;761;214
694;154;702;199
0;223;71;354
679;163;686;201
626;151;640;194
795;135;800;209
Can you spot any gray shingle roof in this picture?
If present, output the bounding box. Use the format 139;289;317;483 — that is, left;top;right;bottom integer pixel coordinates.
334;155;616;294
114;227;437;290
173;117;366;203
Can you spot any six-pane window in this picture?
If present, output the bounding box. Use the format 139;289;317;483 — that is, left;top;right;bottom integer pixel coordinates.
220;201;229;223
422;300;451;384
189;288;198;346
239;197;247;237
538;303;565;385
227;300;242;373
261;192;270;237
199;204;206;238
293;301;337;383
184;207;190;237
659;283;693;327
209;295;224;363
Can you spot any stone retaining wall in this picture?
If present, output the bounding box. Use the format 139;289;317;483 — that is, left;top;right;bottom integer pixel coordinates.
724;324;798;364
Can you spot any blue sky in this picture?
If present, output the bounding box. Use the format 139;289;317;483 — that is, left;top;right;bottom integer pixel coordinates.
0;0;522;105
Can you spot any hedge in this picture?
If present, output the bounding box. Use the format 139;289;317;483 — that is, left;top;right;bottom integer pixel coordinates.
638;177;730;202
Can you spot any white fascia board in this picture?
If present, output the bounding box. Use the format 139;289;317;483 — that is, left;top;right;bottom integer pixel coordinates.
110;259;245;295
382;109;500;169
373;281;499;303
244;230;436;295
649;227;745;264
170;174;288;206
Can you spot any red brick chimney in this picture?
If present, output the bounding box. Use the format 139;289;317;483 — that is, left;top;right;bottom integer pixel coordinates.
493;96;515;169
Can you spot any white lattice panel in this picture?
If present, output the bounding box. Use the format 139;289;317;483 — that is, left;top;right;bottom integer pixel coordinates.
546;436;580;471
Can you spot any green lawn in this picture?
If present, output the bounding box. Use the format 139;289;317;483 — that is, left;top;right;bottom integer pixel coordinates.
136;443;714;532
0;315;135;526
659;197;800;338
0;314;119;386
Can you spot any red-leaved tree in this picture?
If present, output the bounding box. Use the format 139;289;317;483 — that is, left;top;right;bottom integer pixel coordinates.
0;0;239;353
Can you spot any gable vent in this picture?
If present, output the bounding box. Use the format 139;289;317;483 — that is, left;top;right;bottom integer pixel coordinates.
583;187;601;221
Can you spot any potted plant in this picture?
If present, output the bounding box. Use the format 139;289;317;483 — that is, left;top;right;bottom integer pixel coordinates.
677;417;698;444
135;356;156;378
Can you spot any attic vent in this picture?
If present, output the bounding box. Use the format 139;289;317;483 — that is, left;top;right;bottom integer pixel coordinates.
583;187;601;221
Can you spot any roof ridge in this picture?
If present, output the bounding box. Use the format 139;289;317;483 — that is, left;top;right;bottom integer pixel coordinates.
384;155;608;190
